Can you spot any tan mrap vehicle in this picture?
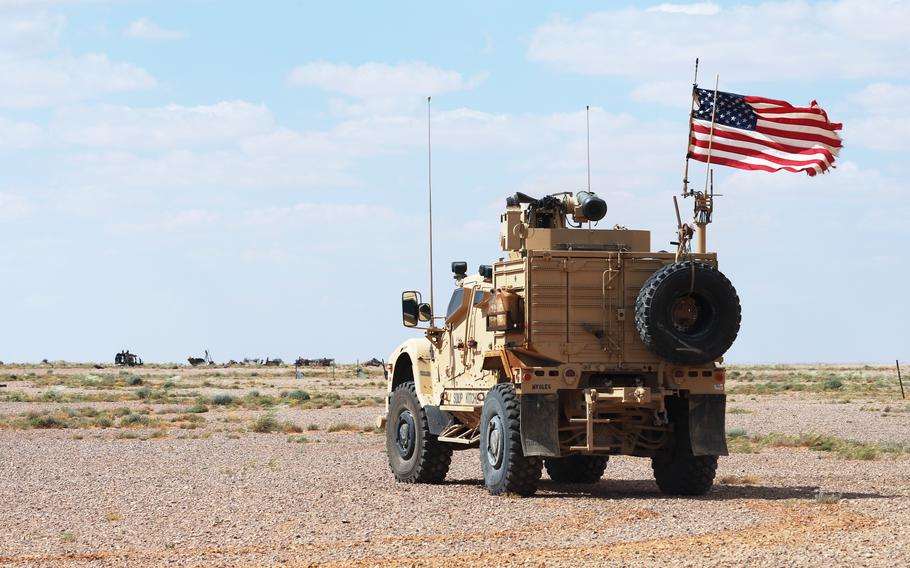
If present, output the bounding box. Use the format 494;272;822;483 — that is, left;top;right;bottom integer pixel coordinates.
382;191;741;496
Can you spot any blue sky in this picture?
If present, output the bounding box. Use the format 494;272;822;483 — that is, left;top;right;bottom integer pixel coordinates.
0;0;907;364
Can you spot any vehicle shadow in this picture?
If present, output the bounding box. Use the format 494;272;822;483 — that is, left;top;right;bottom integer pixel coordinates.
535;478;891;501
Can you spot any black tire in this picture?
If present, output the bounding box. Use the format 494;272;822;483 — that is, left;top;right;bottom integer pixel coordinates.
635;261;740;365
652;452;718;496
544;455;608;484
385;382;452;483
479;383;542;496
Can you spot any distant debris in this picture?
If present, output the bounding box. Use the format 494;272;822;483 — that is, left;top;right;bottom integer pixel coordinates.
295;357;334;367
264;357;283;367
41;358;49;364
242;358;262;365
93;364;104;369
188;349;215;367
114;350;143;367
363;358;384;367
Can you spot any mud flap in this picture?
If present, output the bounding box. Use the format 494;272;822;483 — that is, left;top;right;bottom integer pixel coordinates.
424;405;454;436
688;394;728;456
520;394;560;457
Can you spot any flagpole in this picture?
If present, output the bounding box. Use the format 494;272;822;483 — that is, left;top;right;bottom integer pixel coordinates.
696;73;720;254
703;74;720;193
682;58;699;195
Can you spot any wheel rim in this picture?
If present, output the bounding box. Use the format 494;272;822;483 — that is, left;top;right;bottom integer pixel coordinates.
395;410;416;460
486;415;504;469
670;293;714;335
670;295;699;331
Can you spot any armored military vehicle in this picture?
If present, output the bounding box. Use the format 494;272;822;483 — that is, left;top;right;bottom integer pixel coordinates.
383;190;740;496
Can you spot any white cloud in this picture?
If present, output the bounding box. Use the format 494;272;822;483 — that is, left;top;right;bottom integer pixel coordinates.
0;8;64;54
0;53;156;108
289;61;483;98
0;115;42;148
48;100;681;196
288;61;487;115
242;202;396;227
55;101;274;148
109;208;220;236
647;3;720;16
527;0;910;82
847;116;910;152
630;80;694;108
0;192;34;219
123;18;186;41
848;82;910;115
844;82;910;152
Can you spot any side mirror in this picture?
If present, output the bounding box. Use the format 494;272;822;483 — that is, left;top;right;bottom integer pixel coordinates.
402;291;421;327
403;291;433;327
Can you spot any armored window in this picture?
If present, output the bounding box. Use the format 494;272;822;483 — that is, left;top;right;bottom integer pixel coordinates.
446;288;468;320
473;290;490;306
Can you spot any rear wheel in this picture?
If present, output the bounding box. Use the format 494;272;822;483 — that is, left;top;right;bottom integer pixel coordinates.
385;382;452;483
652;452;717;496
479;383;542;496
545;455;609;484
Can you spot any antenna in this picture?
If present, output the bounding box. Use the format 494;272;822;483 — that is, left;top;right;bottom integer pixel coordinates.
426;96;435;315
586;105;591;192
682;57;699;195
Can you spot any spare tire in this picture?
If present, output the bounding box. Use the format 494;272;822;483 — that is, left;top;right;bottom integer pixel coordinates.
635;261;740;365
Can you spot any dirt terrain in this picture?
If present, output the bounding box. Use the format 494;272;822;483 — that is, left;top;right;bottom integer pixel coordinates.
0;363;908;567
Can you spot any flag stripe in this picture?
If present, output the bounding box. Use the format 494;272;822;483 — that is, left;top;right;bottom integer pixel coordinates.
745;95;804;108
755;123;843;147
755;106;825;116
755;119;842;142
692;121;842;153
689;136;834;168
757;115;837;128
689;145;828;174
690;133;836;165
689;152;824;176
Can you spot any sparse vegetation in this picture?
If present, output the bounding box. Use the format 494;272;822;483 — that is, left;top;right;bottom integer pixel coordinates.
326;422;360;433
282;389;311;401
210;393;235;406
726;431;910;460
815;491;842;504
251;413;302;434
717;475;761;485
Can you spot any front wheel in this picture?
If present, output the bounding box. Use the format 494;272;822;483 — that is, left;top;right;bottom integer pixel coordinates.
385;382;452;483
479;383;542;496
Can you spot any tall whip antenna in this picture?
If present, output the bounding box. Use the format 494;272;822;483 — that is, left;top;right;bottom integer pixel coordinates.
586;105;591;192
426;96;435;315
682;57;699;195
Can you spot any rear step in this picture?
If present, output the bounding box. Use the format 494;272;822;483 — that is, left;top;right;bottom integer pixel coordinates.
437;423;480;445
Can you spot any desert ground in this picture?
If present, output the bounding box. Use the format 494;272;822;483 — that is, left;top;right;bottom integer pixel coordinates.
0;362;908;567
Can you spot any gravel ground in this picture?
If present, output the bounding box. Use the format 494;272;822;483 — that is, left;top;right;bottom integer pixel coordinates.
1;366;908;567
726;398;910;442
1;405;908;567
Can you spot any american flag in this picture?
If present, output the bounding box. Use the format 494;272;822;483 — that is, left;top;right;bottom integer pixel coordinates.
688;88;843;176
